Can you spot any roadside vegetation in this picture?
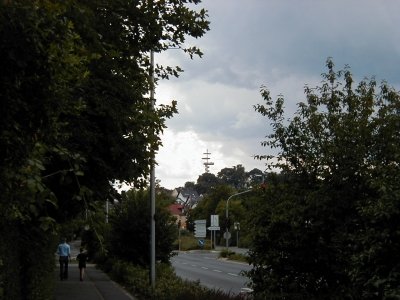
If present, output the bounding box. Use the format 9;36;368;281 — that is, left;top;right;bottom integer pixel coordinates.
175;230;214;251
247;60;400;299
219;250;249;264
0;1;209;299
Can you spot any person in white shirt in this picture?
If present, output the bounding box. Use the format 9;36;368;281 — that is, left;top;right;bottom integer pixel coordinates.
57;238;71;280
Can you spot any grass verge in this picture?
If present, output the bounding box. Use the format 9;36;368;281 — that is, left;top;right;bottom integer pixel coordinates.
219;249;249;263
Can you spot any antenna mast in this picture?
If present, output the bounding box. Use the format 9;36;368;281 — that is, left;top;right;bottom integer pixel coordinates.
202;149;214;173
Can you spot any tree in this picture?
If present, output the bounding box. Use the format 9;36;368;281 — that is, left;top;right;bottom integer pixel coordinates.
0;1;209;298
108;189;177;266
184;181;196;189
191;184;234;221
246;168;265;187
218;164;247;189
216;198;245;239
188;184;234;244
195;172;220;194
248;59;400;299
1;0;209;223
0;3;89;298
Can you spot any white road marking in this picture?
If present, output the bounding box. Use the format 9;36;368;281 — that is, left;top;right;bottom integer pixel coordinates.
213;269;222;273
228;273;238;277
201;267;209;270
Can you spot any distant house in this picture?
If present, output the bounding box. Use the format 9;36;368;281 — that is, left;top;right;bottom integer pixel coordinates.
168;203;186;229
168;188;202;229
174;188;202;210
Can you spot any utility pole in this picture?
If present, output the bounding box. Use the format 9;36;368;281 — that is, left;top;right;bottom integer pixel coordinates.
149;50;156;288
148;45;179;288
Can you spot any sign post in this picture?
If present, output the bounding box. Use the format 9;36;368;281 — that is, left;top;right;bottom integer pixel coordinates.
234;222;240;247
208;215;220;249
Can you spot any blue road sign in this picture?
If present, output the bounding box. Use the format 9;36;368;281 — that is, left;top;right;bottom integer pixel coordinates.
198;239;205;248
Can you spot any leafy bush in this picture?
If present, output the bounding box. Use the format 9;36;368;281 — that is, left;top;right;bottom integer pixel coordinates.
220;249;235;258
109;259;152;299
108;189;177;266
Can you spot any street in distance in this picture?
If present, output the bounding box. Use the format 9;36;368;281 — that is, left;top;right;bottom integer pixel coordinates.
171;250;252;295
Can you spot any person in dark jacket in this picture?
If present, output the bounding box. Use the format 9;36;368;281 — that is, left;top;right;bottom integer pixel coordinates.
76;247;88;281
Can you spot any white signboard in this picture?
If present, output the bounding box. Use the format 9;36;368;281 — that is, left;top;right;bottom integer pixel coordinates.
194;219;207;238
210;215;219;227
207;226;220;231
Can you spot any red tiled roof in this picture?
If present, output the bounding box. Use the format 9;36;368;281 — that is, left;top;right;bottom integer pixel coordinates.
168;203;184;215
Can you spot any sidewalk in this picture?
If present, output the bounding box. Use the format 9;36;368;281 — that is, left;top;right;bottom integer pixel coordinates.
55;241;136;300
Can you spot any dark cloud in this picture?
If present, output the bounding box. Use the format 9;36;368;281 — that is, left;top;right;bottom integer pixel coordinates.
156;0;400;188
180;1;400;85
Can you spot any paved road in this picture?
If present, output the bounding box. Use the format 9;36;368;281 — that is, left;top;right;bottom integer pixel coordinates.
171;251;252;295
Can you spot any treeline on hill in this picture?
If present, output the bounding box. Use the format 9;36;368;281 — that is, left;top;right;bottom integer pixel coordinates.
182;164;265;194
0;1;209;299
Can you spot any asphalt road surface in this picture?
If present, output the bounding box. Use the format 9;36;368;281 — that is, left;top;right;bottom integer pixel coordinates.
171;251;252;295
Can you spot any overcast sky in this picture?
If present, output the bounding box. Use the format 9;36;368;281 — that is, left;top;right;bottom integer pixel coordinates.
154;0;400;189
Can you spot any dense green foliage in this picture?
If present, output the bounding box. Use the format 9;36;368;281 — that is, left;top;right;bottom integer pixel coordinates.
0;0;209;298
194;172;221;194
190;166;264;195
108;189;178;266
218;165;247;190
248;60;400;299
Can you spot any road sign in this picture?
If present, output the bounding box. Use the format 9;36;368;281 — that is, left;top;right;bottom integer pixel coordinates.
198;239;205;247
210;215;219;227
234;222;240;230
194;219;206;224
194;219;207;238
207;226;220;231
223;232;231;239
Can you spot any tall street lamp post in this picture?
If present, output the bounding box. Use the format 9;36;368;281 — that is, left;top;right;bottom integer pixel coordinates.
225;189;253;250
149;50;156;288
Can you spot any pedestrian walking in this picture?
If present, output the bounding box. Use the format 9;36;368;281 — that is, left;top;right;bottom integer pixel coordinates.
57;238;71;280
76;247;88;281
